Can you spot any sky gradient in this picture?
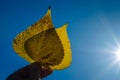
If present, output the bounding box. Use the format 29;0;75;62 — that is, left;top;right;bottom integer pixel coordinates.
1;0;120;80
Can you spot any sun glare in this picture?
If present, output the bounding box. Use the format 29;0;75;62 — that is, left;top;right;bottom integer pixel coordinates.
114;49;120;61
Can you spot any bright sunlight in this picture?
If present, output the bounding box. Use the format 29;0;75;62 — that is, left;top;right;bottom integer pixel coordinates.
114;48;120;61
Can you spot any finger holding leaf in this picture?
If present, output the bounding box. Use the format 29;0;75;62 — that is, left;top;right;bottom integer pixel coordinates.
7;7;72;80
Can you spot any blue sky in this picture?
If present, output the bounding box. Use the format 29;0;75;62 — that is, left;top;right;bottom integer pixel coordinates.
1;0;120;80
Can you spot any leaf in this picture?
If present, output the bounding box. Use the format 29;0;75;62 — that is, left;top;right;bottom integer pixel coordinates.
13;8;72;70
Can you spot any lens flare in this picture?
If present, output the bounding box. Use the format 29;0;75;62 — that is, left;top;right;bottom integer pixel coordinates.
114;49;120;61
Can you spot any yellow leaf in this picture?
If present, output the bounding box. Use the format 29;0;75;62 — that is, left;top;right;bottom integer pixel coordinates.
13;8;72;70
52;24;72;69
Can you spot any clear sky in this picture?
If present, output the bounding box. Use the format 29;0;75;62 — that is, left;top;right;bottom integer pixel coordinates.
1;0;120;80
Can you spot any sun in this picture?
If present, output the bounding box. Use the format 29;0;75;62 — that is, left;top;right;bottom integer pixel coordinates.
114;48;120;61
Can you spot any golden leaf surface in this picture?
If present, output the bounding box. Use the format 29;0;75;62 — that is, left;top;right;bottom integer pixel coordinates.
13;8;72;70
